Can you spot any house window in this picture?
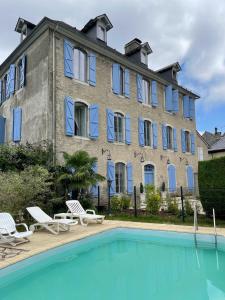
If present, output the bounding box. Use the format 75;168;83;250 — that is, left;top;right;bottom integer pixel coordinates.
144;164;155;186
166;126;173;149
142;79;150;105
74;102;88;137
185;131;190;152
115;162;126;193
1;75;7;102
97;25;106;42
141;51;147;64
198;147;204;161
17;59;23;90
114;112;124;143
74;48;87;82
119;66;124;95
144;120;151;146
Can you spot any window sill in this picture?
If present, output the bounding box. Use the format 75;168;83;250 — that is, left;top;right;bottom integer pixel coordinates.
164;110;176;115
114;142;125;146
73;136;90;141
73;79;89;86
142;103;152;108
143;145;153;149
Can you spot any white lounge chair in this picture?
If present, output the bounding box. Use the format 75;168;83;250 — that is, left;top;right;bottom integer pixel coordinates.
27;206;78;235
0;213;33;246
66;200;105;226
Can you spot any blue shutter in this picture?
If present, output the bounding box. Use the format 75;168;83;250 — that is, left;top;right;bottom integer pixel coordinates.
88;53;96;86
89;104;99;139
20;55;26;88
90;163;98;197
173;128;178;152
107;161;115;196
127;162;133;194
151;81;158;107
0;116;6;144
112;63;120;94
136;74;143;102
168;164;176;192
13;107;22;142
165;85;173;112
138;117;144;147
6;73;10;99
187;166;194;191
189;98;195;120
183;95;190;118
144;166;154;185
172;89;179;113
64;97;74;136
181;129;186;153
152;122;158;149
162;124;167;150
9;64;15;96
64;40;74;78
124;68;130;98
0;80;2;104
190;133;195;154
107;109;114;142
125;114;131;145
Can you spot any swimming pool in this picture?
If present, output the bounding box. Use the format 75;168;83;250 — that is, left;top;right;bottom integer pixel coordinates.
0;228;225;300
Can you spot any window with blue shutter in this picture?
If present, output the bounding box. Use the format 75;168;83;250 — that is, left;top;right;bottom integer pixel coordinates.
124;68;130;98
6;73;10;99
125;114;131;145
0;116;6;144
181;129;186;153
173;128;178;152
138;117;144;147
183;95;190;118
64;40;74;78
190;133;195;154
0;80;2;104
20;55;26;88
189;98;195;120
165;85;173;112
9;64;15;96
162;124;167;150
89;104;99;139
144;164;155;185
90;163;98;197
127;162;133;194
64;97;74;136
88;53;96;86
107;161;115;195
172;89;179;113
112;63;120;95
187;165;194;191
151;81;158;107
12;107;22;142
107;109;114;142
136;74;143;102
152;122;158;149
168;164;176;192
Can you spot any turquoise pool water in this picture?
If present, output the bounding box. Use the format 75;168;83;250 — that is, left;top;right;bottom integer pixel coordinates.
1;228;225;300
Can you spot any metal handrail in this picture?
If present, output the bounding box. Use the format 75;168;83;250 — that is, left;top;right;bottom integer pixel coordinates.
213;208;217;248
194;203;198;246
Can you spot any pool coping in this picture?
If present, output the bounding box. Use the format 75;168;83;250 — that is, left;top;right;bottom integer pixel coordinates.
1;220;225;270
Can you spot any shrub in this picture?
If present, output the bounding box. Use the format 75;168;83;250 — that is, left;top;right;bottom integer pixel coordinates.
167;197;179;215
145;185;161;214
79;193;95;210
121;194;131;209
198;157;225;217
111;195;121;211
185;200;194;216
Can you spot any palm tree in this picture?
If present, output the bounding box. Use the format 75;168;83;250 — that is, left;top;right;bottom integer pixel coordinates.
57;151;105;199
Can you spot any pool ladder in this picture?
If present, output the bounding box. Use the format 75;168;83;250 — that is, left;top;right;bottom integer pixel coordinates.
194;204;217;248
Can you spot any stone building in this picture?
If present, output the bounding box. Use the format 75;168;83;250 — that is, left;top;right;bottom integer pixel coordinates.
0;14;199;198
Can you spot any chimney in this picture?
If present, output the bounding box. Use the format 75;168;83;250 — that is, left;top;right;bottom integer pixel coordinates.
215;127;221;136
124;38;152;66
124;38;142;55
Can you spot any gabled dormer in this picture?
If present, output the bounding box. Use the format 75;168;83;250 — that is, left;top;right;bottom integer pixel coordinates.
15;18;36;43
157;62;181;84
81;14;113;44
124;38;152;66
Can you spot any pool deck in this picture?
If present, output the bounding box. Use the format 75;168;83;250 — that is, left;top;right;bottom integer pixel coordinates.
1;220;225;269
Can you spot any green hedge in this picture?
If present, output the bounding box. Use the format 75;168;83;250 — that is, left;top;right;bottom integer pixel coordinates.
198;157;225;217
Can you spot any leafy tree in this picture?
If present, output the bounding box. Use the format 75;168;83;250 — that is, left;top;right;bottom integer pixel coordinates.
57;151;105;199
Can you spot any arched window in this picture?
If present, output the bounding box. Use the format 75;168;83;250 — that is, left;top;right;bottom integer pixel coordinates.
144;120;152;146
115;162;125;193
185;131;190;152
74;48;87;82
114;112;124;143
74;102;88;137
166;126;173;149
144;164;155;186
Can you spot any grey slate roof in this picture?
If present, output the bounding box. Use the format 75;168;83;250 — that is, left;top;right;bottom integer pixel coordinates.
208;135;225;152
202;131;222;147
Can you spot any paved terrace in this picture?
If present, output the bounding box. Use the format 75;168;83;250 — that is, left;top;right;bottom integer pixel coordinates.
1;220;225;269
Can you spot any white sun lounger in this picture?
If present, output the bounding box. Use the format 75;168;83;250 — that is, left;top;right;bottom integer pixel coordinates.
27;206;78;235
66;200;105;226
0;213;33;246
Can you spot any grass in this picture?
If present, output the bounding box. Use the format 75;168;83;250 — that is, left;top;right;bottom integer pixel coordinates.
106;213;225;227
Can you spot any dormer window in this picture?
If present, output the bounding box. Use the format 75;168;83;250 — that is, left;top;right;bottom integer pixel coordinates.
141;51;148;65
97;25;106;42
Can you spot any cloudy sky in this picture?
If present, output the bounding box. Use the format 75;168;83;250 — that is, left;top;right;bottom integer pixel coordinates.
1;0;225;133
